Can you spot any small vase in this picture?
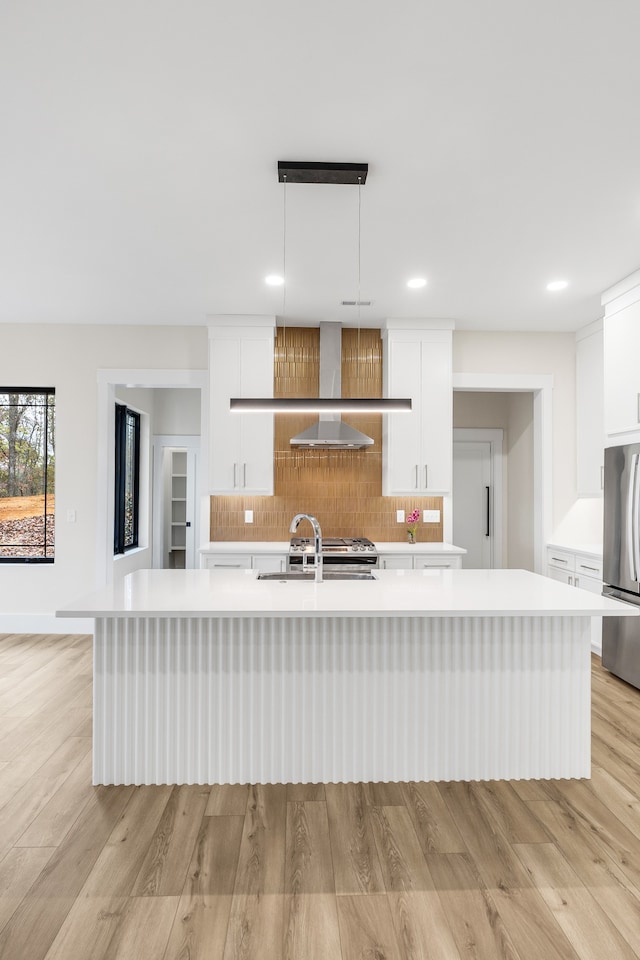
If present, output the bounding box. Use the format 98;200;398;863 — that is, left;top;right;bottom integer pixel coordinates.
407;530;416;544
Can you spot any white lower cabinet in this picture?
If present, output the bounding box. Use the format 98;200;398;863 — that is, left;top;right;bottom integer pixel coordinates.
546;545;603;650
201;552;287;572
202;551;462;572
381;554;462;570
255;554;286;573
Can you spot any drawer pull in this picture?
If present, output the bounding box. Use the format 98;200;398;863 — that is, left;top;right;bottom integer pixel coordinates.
579;564;599;573
551;557;568;564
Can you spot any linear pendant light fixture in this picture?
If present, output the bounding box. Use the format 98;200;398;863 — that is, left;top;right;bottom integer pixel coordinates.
230;397;411;412
229;161;412;417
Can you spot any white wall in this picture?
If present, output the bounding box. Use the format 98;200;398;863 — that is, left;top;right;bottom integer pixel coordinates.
153;388;201;435
453;331;576;538
0;324;207;626
507;393;534;569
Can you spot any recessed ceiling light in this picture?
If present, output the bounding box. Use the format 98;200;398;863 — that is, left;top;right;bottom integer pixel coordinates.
546;279;569;291
265;274;284;286
407;277;427;289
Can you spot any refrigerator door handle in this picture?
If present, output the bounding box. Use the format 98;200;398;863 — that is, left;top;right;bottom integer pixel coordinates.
634;454;640;582
627;453;639;582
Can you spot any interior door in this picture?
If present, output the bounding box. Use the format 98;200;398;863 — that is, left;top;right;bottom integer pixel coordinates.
453;440;492;568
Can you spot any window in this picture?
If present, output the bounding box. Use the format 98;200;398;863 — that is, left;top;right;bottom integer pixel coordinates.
0;389;55;562
114;404;140;554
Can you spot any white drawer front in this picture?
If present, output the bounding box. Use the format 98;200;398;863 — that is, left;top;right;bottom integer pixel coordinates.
546;548;575;572
574;554;603;580
414;556;462;569
202;554;252;570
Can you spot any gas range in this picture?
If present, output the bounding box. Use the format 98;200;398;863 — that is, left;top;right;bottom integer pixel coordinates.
288;536;378;568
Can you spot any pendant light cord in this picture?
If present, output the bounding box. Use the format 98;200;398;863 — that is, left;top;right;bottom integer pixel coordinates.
282;175;287;355
357;176;362;374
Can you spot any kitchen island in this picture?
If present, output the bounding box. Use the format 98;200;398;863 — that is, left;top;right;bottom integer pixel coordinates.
58;568;636;786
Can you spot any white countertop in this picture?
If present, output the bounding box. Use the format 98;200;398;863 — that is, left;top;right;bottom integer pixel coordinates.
547;541;603;559
200;541;290;553
58;568;635;619
200;540;466;556
376;541;466;555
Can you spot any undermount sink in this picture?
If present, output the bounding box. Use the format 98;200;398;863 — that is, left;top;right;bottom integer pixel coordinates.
256;571;377;582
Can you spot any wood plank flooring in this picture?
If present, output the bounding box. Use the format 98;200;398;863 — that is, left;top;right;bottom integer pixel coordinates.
1;633;640;959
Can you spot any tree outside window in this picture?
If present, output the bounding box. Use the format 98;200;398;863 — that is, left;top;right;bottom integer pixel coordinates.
0;389;55;562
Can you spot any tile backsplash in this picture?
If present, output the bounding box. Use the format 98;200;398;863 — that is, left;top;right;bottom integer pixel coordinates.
210;327;444;542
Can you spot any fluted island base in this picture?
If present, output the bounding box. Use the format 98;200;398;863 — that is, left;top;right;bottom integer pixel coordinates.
93;613;590;786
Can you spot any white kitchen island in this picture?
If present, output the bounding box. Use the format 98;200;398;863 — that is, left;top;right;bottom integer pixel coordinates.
58;568;636;787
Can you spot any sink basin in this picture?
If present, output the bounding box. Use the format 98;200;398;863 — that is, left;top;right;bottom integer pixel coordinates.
256;571;377;581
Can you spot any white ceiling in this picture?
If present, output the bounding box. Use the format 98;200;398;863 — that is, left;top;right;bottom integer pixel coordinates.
2;0;640;331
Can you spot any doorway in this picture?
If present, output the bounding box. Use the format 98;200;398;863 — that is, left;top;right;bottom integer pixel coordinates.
453;429;503;568
153;437;199;569
451;375;550;573
96;369;208;587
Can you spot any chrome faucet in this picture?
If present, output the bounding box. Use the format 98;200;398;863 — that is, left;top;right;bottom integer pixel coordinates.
290;513;323;583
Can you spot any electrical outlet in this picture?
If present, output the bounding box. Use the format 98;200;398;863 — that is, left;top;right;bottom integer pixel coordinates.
244;510;254;523
423;510;440;523
396;509;405;523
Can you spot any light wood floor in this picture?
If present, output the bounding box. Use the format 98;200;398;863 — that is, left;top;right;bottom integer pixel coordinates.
1;634;640;960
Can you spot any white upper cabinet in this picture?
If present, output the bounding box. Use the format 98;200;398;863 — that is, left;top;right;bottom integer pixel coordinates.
382;321;453;495
208;317;275;495
602;271;640;443
576;319;604;496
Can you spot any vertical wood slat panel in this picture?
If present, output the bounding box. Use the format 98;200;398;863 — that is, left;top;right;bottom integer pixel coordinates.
93;615;591;786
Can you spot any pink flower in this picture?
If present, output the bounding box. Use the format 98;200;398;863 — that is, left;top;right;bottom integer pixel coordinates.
407;509;420;524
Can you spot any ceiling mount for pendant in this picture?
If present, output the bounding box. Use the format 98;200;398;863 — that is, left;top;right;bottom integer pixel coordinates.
277;161;368;185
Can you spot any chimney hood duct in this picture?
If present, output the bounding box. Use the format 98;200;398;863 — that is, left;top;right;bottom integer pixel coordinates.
290;323;375;449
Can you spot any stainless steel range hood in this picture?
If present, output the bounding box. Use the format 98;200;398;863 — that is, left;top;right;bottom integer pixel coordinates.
290;323;374;449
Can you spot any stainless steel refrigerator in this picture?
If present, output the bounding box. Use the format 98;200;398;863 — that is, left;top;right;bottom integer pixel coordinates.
603;442;640;688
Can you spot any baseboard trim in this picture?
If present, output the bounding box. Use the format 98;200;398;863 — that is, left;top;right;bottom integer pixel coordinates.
0;615;94;635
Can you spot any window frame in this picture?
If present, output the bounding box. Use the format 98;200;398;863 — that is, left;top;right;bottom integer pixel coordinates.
0;386;55;564
114;403;141;555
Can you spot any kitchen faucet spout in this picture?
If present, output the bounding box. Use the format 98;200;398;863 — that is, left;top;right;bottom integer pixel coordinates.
289;514;323;583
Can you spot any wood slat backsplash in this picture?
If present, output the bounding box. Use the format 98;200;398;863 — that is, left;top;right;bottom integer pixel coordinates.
210;327;444;542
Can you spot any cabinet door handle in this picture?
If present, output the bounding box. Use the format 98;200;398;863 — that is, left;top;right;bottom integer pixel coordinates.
243;463;247;487
575;576;579;587
415;465;419;489
233;463;238;488
568;575;573;586
424;465;428;488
